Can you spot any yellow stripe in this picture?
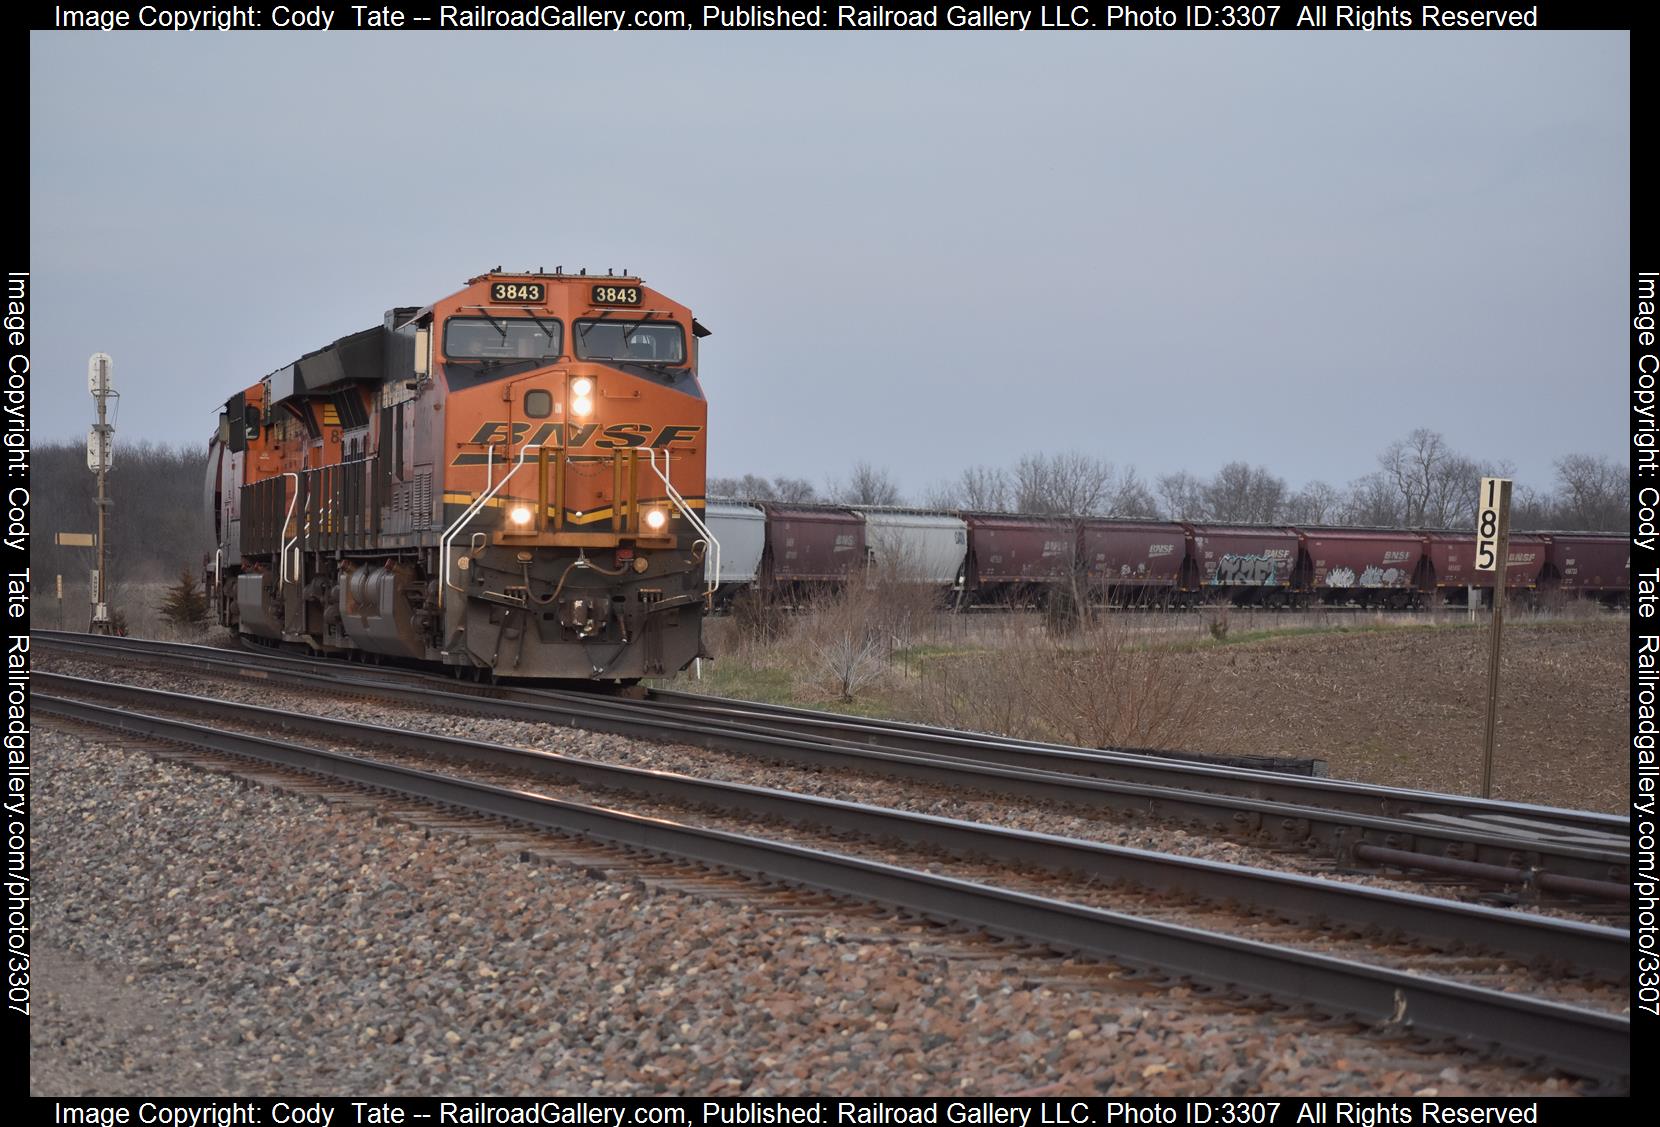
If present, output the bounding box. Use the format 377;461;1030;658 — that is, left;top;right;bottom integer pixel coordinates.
442;494;706;522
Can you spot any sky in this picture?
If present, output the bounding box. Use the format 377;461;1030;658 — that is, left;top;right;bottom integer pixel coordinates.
29;30;1629;502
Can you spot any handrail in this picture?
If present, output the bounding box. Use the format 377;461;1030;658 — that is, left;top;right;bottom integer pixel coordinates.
644;448;718;599
437;445;716;607
277;472;300;586
439;444;540;608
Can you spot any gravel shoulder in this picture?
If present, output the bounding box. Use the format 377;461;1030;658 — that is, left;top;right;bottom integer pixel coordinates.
31;723;1588;1097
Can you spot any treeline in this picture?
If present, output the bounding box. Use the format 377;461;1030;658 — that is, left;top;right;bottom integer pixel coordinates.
711;428;1627;533
24;424;1624;596
29;439;211;587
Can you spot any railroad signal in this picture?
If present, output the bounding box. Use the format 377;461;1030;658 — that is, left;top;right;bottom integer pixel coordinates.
86;426;112;472
87;352;119;634
1475;476;1512;799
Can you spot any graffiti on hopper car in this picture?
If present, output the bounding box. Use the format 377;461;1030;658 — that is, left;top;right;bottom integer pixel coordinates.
1213;554;1277;585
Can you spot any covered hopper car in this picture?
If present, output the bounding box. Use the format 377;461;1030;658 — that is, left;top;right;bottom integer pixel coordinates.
702;503;1627;610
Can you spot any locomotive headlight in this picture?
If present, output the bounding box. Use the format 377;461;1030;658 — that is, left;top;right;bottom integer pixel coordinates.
644;508;668;531
570;377;595;417
508;505;533;526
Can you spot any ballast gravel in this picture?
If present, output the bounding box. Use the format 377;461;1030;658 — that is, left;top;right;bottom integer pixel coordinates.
31;724;1585;1097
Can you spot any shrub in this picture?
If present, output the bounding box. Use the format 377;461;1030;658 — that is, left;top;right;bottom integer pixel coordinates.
158;567;210;628
795;585;888;703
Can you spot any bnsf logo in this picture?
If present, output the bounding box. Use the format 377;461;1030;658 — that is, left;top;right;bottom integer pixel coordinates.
1043;540;1069;555
452;421;700;465
1147;544;1175;557
1383;551;1410;563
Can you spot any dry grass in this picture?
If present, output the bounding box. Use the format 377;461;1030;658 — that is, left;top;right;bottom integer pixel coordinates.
911;622;1199;750
691;603;1628;811
45;578;223;644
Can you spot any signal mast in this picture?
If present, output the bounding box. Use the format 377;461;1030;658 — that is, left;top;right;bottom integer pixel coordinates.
87;352;117;634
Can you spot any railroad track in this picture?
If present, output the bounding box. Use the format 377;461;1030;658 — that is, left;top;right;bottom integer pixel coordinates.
36;631;1630;902
33;682;1632;1088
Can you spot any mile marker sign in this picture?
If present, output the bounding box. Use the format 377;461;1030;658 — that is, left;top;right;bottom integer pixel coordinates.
1473;475;1512;800
1475;477;1512;571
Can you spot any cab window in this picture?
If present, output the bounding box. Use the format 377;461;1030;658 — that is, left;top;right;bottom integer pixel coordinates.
444;316;561;360
573;319;684;364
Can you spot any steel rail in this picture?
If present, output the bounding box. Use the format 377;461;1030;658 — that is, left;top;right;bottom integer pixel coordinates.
33;691;1631;1088
35;672;1629;978
640;688;1630;836
33;635;1631;894
34;630;1626;837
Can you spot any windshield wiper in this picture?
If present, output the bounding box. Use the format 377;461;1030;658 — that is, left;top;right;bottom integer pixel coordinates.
520;311;562;358
576;311;612;347
474;308;510;343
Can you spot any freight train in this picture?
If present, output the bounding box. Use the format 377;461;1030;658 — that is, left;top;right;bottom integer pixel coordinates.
703;502;1628;609
204;270;717;681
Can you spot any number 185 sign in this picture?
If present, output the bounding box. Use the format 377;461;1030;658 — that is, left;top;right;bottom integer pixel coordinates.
1475;476;1513;572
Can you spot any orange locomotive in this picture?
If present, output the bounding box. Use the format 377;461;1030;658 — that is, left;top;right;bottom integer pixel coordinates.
204;269;716;681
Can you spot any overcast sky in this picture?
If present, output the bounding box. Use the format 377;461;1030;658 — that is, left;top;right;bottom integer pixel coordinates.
29;31;1628;501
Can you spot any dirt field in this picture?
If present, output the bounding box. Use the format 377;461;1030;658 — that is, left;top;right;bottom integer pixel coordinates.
1162;619;1628;812
692;612;1630;815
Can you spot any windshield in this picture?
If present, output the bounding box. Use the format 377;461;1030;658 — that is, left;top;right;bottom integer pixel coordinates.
444;316;561;360
573;319;685;364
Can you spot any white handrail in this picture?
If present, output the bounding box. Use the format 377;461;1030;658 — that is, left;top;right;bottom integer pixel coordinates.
439;444;540;607
644;448;718;598
277;472;300;586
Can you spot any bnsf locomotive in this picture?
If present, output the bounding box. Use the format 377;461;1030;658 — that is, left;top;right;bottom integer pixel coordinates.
205;270;716;681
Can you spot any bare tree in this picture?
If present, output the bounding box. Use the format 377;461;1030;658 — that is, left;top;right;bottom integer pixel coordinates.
1508;483;1559;531
708;473;777;500
1377;428;1491;527
1156;470;1207;521
1012;451;1116;516
771;476;818;503
1282;479;1341;524
31;439;211;587
921;481;961;510
708;474;817;502
1203;462;1286;524
826;461;903;507
1106;468;1161;518
1553;453;1625;532
957;464;1011;511
1339;471;1405;527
